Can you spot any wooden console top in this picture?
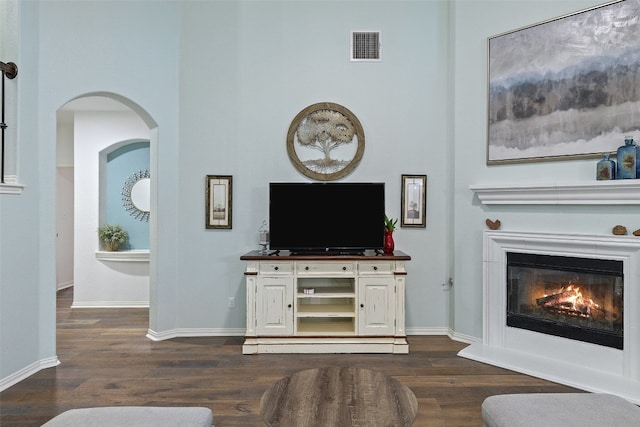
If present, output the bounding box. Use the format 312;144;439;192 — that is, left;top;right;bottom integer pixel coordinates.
240;250;410;261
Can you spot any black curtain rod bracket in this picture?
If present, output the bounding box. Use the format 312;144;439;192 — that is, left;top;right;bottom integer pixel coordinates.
0;62;18;80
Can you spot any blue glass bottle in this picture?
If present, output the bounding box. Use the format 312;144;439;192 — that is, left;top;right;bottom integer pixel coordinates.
616;136;639;179
596;154;616;180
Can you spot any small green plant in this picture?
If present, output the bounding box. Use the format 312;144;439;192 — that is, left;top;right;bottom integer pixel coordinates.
97;224;128;250
384;215;398;232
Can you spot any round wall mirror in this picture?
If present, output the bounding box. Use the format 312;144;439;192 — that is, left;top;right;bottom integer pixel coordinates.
131;177;151;212
122;169;150;222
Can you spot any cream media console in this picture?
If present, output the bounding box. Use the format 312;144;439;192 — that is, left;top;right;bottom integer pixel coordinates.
240;250;411;354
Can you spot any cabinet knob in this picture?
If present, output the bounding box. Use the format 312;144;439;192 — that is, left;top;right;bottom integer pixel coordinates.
288;304;292;308
342;266;347;271
360;303;364;308
274;266;279;271
373;266;378;271
305;266;309;271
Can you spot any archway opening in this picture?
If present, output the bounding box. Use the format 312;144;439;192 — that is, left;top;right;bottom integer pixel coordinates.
56;93;158;332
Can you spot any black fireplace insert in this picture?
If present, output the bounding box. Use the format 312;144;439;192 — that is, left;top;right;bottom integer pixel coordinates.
507;252;623;349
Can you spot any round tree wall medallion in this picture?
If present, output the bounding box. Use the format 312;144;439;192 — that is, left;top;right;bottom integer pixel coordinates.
287;102;365;181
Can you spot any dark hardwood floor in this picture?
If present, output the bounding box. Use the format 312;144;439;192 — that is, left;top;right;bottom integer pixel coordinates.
0;287;580;426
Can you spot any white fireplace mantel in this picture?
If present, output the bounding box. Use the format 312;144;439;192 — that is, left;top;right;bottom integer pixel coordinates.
470;180;640;205
459;231;640;404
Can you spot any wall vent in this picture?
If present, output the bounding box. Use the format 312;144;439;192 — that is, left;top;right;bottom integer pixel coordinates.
351;31;381;62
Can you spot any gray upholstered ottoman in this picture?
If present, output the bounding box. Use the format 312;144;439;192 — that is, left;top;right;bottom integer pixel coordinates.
41;406;213;427
482;393;640;427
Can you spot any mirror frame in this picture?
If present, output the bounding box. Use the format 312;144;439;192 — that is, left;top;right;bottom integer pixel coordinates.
121;169;150;222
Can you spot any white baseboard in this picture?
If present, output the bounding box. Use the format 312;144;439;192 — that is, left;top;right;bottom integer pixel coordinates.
404;327;479;344
146;328;246;341
0;356;59;392
71;301;149;308
146;326;471;341
405;326;449;335
57;281;74;291
447;329;479;344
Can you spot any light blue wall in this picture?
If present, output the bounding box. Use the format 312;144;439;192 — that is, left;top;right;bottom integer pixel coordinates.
0;0;57;384
106;141;150;249
4;0;639;387
2;0;181;384
176;0;452;332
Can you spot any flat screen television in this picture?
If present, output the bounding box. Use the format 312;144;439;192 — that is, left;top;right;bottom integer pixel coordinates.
269;182;385;254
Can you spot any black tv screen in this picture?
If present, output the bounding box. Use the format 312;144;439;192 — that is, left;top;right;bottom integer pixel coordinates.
269;182;385;253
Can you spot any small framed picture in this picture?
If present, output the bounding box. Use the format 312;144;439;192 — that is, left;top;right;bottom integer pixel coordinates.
205;175;232;229
401;174;426;228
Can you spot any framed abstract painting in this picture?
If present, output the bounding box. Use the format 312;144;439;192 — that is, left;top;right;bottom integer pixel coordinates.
487;0;640;164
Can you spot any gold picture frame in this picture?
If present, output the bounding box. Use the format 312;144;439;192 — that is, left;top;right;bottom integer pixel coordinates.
205;175;232;229
401;174;426;228
286;102;365;181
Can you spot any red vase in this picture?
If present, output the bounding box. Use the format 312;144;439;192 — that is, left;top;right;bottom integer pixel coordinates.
384;230;395;254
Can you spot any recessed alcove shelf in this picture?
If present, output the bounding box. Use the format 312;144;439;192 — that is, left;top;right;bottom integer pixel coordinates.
470;180;640;205
95;249;149;262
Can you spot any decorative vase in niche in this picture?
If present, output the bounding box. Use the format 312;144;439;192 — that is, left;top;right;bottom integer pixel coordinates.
616;136;639;179
384;230;395;254
596;154;616;180
104;241;120;252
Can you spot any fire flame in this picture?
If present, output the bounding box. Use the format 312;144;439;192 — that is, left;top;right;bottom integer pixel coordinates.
560;285;597;310
539;284;600;318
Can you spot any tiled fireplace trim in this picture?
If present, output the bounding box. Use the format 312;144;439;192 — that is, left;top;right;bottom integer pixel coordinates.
458;231;640;404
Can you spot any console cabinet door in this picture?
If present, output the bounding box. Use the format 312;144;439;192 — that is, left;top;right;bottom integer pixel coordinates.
256;277;294;335
358;277;395;335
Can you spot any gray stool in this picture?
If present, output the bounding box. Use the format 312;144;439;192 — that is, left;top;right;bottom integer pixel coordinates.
482;393;640;427
41;406;213;427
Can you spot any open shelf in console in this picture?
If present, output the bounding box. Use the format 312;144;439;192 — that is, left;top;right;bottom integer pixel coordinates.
297;277;354;294
297;300;355;316
296;276;356;335
296;318;356;335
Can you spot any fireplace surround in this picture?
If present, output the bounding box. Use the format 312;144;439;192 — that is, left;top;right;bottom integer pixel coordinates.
458;231;640;404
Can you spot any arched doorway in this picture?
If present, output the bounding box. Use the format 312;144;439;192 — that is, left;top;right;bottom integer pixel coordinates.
56;93;158;322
